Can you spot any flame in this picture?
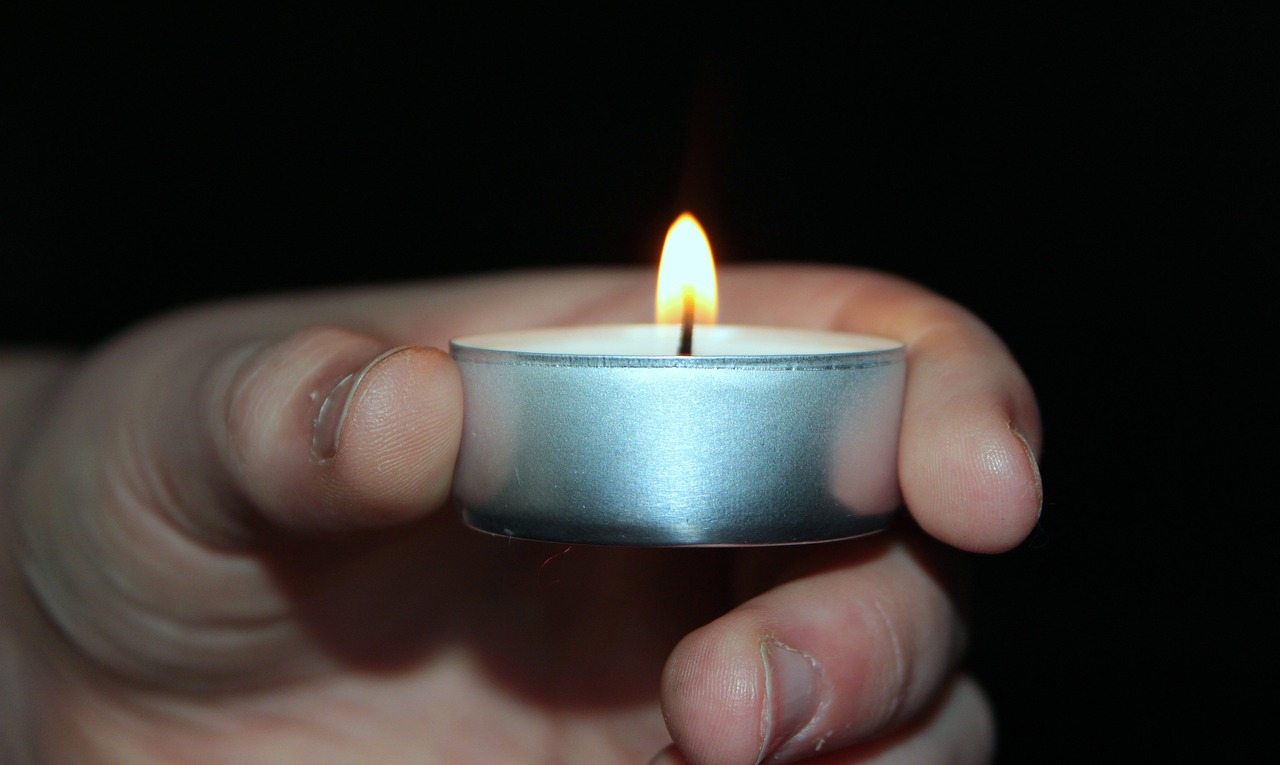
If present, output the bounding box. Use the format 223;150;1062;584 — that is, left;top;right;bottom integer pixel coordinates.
655;212;718;325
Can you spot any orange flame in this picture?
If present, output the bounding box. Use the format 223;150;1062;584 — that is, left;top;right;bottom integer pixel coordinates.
655;213;718;325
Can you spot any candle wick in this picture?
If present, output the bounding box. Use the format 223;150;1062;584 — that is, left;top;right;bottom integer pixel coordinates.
678;287;695;356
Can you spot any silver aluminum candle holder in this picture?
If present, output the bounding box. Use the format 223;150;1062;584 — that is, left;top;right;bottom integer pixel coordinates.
450;324;906;546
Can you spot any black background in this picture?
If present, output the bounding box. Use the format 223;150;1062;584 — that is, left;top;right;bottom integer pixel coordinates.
3;6;1273;761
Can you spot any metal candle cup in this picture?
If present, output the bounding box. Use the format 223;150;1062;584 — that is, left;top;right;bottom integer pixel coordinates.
450;323;905;546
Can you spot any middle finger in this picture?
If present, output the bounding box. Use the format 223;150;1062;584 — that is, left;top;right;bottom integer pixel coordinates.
660;526;967;765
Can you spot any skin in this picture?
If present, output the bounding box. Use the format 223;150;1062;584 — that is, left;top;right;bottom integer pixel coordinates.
0;265;1041;764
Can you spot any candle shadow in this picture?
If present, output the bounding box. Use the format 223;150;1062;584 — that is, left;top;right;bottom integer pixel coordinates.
256;506;739;709
257;508;944;718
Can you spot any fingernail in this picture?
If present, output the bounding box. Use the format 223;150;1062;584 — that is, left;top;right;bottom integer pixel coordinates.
1009;421;1043;516
312;346;413;460
759;640;822;763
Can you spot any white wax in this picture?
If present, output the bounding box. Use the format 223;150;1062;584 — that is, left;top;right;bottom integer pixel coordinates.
451;324;901;356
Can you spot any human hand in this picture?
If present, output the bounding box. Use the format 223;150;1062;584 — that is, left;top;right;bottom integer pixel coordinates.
1;265;1040;764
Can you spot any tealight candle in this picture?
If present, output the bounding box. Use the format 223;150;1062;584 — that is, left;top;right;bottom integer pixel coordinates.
450;215;905;546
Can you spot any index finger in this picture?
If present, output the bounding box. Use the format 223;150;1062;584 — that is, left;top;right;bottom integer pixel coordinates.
715;264;1043;552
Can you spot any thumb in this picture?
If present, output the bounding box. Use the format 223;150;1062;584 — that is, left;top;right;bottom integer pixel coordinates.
211;326;463;535
11;322;464;687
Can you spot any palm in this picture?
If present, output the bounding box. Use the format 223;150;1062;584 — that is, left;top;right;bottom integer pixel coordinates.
216;510;750;762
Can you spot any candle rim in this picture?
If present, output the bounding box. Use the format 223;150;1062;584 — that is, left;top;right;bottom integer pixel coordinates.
450;323;904;370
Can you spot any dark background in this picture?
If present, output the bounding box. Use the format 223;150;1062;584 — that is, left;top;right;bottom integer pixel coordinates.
3;6;1273;761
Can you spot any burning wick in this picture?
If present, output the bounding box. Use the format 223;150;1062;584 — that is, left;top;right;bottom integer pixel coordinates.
678;286;695;356
656;212;715;357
